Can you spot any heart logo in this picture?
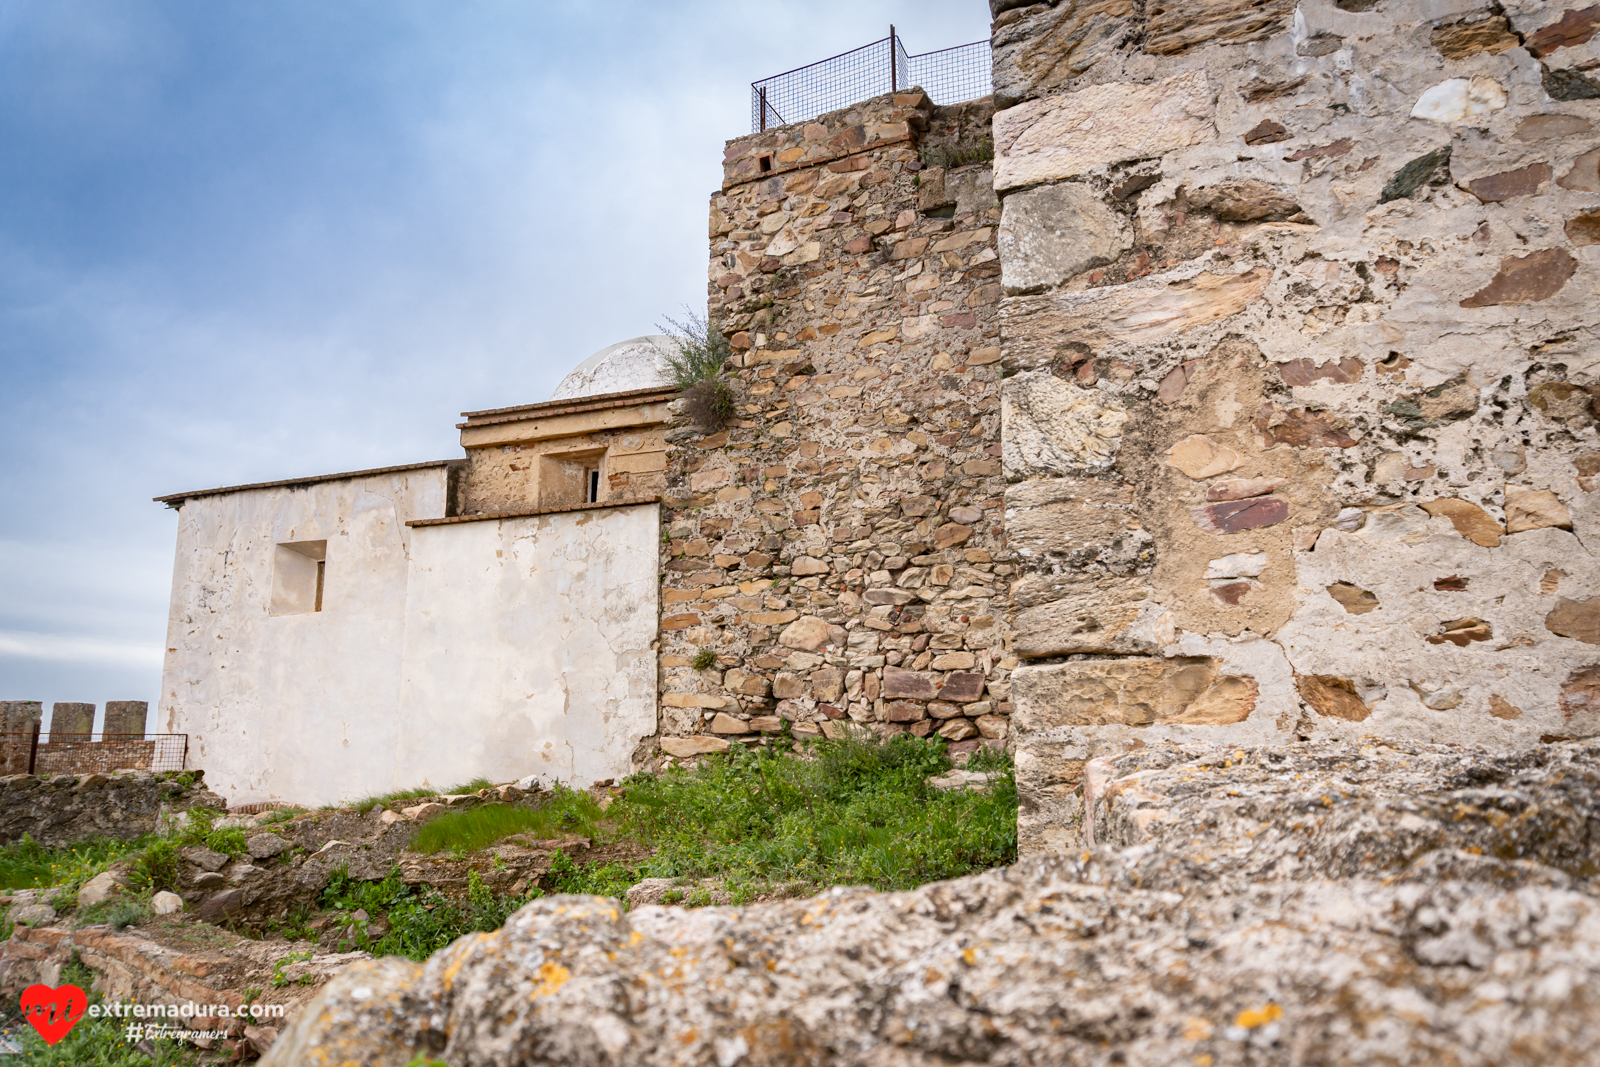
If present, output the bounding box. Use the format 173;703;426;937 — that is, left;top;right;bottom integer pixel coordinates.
20;984;87;1046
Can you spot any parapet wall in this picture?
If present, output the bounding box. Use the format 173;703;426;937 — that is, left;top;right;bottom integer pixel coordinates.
0;771;223;848
991;0;1600;853
653;90;1012;757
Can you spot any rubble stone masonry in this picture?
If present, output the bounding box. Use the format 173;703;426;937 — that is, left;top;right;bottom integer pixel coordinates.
989;0;1600;852
654;91;1013;760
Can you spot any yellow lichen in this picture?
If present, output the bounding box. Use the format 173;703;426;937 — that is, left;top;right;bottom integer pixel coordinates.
1234;1003;1283;1029
530;961;571;999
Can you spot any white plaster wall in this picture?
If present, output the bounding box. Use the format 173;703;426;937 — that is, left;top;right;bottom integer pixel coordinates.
158;469;448;807
396;504;659;792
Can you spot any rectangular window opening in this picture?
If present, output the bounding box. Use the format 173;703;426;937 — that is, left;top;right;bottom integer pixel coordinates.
758;154;773;173
586;469;600;503
269;540;327;616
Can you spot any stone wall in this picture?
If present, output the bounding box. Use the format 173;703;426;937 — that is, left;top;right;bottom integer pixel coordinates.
0;770;223;848
991;0;1600;852
652;90;1012;758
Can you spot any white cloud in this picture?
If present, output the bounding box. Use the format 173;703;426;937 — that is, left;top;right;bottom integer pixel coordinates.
0;630;163;668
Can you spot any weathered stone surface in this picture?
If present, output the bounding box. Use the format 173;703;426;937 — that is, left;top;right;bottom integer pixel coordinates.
1545;66;1600;100
1431;15;1520;58
998;181;1132;293
709;713;750;735
1505;485;1573;533
47;702;93;740
1002;371;1128;477
1144;0;1293;55
1206;477;1280;501
246;832;289;860
1187;178;1302;222
1411;76;1507;124
1166;433;1242;478
1326;582;1379;614
777;615;846;651
1562;666;1600;718
1527;5;1600;57
1002;267;1269;358
1380;146;1452;202
1277;356;1362;386
1464;162;1551;202
1558;146;1600;192
1460;248;1578;307
1012;657;1256;728
1568;208;1600;246
78;871;125;907
940;672;986;703
1517;113;1595;140
1011;575;1149;657
882;668;941;701
659;736;730;758
1241;119;1289;144
993;71;1216;190
1427;617;1493;646
990;0;1136;105
1254;404;1358;448
1547;598;1600;645
1297;673;1370;721
1420;498;1505;547
1003;478;1144;566
0;771;220;848
151;890;183;915
1190;497;1288;534
102;700;148;738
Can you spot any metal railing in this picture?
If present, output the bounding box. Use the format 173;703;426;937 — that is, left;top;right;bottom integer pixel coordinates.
751;26;992;132
0;730;188;775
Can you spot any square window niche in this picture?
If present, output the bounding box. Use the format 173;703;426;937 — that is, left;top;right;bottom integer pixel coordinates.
269;540;327;616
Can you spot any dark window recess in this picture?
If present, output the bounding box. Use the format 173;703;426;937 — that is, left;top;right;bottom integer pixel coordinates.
315;560;326;612
587;469;601;503
758;155;774;173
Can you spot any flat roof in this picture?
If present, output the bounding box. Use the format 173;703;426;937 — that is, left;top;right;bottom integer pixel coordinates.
154;460;458;506
457;386;677;429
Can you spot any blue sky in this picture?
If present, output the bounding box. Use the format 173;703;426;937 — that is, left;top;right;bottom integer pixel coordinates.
0;1;990;717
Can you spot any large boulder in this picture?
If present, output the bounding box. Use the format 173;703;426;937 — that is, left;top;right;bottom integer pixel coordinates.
264;740;1600;1066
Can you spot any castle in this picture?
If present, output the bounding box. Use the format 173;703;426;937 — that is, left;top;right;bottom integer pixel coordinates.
155;1;1600;855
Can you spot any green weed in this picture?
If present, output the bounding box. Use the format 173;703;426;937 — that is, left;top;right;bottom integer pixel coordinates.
349;778;495;815
409;789;602;856
319;866;536;961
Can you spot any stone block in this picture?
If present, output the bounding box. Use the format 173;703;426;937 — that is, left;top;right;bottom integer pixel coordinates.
246;833;289;860
48;703;93;741
941;673;987;703
1000;268;1269;363
998;182;1131;293
884;701;927;723
660;736;731;758
937;718;979;741
1547;598;1600;645
883;668;941;701
990;0;1135;104
1460;249;1577;307
1505;486;1573;533
1012;657;1256;729
1012;576;1149;657
994;71;1216;190
1003;372;1128;477
103;701;148;739
709;713;751;734
1144;0;1293;55
1003;479;1140;562
0;702;42;774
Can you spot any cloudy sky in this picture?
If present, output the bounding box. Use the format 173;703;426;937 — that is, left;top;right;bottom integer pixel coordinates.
0;0;990;719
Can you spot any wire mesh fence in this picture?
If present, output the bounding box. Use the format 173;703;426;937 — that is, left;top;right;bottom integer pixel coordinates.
751;27;991;132
0;731;188;775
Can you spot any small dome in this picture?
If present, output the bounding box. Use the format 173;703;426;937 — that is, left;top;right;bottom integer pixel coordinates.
550;335;677;401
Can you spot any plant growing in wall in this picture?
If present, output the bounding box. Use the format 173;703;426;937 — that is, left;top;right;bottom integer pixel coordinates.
658;309;735;432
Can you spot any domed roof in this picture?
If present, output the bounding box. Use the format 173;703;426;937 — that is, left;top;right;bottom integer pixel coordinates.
550;335;677;401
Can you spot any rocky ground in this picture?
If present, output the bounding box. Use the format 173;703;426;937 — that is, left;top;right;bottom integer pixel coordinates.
265;738;1600;1067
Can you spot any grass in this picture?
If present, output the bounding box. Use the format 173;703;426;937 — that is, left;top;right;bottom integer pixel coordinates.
410;797;602;856
14;956;198;1066
411;733;1016;903
319;866;535;960
0;835;150;898
349;778;495;815
658;308;735;431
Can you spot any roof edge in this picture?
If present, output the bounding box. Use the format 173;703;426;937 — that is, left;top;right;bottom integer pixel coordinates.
458;385;679;426
154;459;461;506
